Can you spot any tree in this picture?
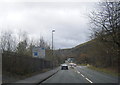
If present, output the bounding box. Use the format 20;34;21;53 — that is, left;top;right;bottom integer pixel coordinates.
0;31;17;52
89;1;120;47
17;40;27;54
26;39;35;56
89;1;120;67
36;36;50;49
16;31;28;54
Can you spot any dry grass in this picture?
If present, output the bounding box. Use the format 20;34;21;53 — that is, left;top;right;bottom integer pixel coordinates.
88;65;120;76
77;64;87;66
3;68;51;83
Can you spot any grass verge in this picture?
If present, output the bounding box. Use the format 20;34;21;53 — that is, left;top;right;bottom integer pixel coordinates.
88;65;120;76
77;64;87;66
3;68;51;83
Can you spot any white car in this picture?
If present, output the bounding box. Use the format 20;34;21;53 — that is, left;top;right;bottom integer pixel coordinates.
69;63;77;67
61;64;68;70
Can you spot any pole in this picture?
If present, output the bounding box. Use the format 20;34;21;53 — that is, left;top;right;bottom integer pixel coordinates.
52;30;55;68
52;31;53;56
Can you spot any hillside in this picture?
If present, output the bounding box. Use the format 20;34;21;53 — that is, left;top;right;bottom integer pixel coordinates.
55;40;95;61
55;39;119;69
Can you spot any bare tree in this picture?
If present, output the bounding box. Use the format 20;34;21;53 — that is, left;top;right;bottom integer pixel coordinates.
16;31;28;54
89;1;120;47
39;36;45;48
0;31;17;52
89;1;120;67
36;36;50;49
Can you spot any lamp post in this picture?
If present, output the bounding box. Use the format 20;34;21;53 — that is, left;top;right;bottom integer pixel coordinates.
52;30;55;52
52;29;55;68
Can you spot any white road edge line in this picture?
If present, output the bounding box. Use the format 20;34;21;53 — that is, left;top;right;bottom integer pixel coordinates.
81;74;84;77
85;78;93;83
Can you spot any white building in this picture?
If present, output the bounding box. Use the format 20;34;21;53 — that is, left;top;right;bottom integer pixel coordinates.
32;47;45;58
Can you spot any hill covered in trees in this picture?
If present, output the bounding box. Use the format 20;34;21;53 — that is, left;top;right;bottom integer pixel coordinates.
55;38;119;69
55;1;120;73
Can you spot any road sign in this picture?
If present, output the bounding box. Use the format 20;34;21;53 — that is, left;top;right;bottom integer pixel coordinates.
32;47;45;58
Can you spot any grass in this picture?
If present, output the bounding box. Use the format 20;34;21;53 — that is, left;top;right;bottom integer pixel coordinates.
3;68;51;83
25;68;51;77
77;64;87;66
88;65;120;77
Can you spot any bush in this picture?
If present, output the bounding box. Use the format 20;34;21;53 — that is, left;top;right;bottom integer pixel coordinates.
2;51;52;75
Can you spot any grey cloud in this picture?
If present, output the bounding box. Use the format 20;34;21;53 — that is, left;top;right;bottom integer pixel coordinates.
0;2;96;49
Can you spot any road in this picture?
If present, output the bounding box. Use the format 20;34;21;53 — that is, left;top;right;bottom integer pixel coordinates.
41;66;118;84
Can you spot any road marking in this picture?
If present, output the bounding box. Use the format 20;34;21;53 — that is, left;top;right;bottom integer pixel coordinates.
74;69;93;83
81;74;85;77
74;70;77;72
85;78;93;83
77;71;80;74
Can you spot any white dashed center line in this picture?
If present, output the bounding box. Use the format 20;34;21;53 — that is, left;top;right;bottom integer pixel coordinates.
76;68;93;83
81;74;85;77
77;71;80;74
85;78;93;83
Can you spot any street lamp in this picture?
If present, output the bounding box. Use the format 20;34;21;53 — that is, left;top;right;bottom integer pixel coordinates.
52;29;55;52
52;29;55;68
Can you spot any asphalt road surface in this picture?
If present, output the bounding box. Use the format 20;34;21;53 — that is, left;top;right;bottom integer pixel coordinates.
41;66;118;84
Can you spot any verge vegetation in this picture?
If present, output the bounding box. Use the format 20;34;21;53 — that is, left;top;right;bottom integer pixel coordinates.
88;65;120;76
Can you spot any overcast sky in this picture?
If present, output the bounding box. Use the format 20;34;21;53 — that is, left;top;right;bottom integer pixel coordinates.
0;0;99;49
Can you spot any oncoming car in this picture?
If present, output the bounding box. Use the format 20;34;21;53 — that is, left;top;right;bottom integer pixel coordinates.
61;64;68;70
69;63;77;67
